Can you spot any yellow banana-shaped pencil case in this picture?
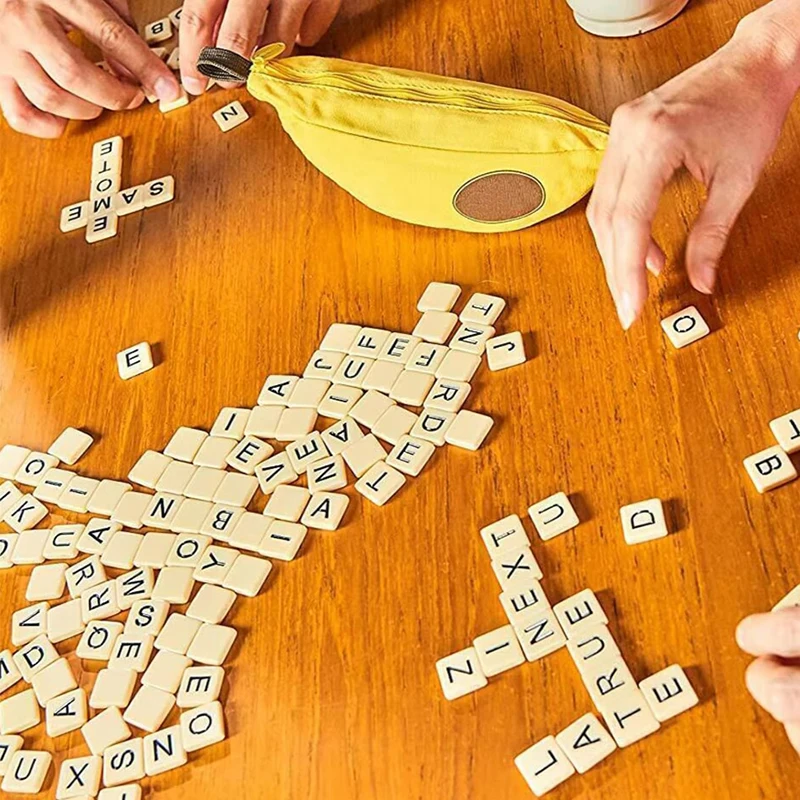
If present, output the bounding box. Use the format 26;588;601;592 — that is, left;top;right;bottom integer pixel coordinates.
198;44;609;233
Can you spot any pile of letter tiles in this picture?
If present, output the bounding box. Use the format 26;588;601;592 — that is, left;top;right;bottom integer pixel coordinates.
0;281;527;796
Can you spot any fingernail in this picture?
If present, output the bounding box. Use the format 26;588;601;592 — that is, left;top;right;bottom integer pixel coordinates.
154;75;180;102
617;291;636;331
645;255;662;276
695;263;716;294
183;76;206;95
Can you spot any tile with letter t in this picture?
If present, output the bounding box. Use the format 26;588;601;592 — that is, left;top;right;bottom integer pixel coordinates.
514;736;574;797
459;292;506;326
638;664;698;722
528;492;579;541
486;331;527;371
661;305;710;349
480;513;529;557
743;445;798;493
620;498;668;544
770;408;800;453
355;462;406;506
555;713;616;774
473;625;525;677
600;689;660;747
435;646;487;700
553;589;608;639
117;343;154;380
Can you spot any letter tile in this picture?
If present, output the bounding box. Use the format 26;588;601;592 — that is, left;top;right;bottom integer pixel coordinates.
492;546;543;590
332;356;373;388
514;609;566;662
355;462;405;506
600;690;661;747
423;379;471;413
555;713;616;774
4;495;48;533
319;323;361;353
444;410;494;450
176;666;224;708
142;650;191;694
60;201;89;233
350;390;396;428
198;504;244;541
82;707;131;755
486;331;527;371
416;282;461;312
116;343;153;380
225;436;273;475
45;688;87;737
769;409;800;453
307;455;347;492
144;176;175;203
390;371;435;407
186;585;235;624
108;633;154;673
222;554;272;596
386;435;435;477
76;621;124;661
116;567;155;610
210;407;251;440
258;520;307;561
88;669;136;710
152;567;194;604
435;647;487;700
744;445;798;492
349;328;390;358
274;408;318;442
193;546;239;586
212;100;249;131
26;564;66;602
450;322;495;355
303;350;345;380
412;311;458;344
164;427;208;462
362;360;405;394
620;498;668;544
459;293;506;325
660;306;710;348
529;492;580;541
473;625;525;677
124;599;170;637
192;437;236;469
300;492;349;531
12;602;49;646
102;739;144;787
410;410;455;447
638;664;698;722
55;755;101;799
48;428;93;465
318;385;364;420
245;406;283;438
565;624;622;676
183;467;227;501
553;589;608;639
257;374;299;405
1;751;52;794
180;701;225;752
143;725;186;776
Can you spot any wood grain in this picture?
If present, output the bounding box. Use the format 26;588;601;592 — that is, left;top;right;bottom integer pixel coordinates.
1;0;800;796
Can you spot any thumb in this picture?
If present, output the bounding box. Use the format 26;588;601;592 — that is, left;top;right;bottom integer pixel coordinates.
686;169;756;295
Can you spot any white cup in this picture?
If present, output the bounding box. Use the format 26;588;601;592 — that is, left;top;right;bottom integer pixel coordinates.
565;0;689;37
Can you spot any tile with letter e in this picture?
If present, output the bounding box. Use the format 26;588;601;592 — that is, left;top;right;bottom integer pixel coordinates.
176;666;224;708
61;201;89;232
287;432;330;474
499;581;550;628
386;435;434;477
225;436;273;475
528;492;579;541
661;305;710;348
555;713;616;774
620;498;668;544
553;589;608;639
473;625;525;677
514;736;574;796
107;633;154;673
117;343;153;380
435;647;487;700
744;445;798;492
638;664;698;722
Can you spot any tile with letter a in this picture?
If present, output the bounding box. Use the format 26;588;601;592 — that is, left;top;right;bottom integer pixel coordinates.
515;736;574;797
486;331;527;371
45;688;87;737
555;713;616;774
355;462;405;506
113;186;145;216
638;664;698;722
661;305;710;348
473;625;525;677
514;609;566;662
321;417;364;456
300;491;350;531
212;100;249;132
528;492;579;541
480;513;529;557
386;435;434;477
459;292;506;325
770;408;800;453
620;498;668;544
180;701;226;752
143;725;187;776
435;646;487;700
258;374;299;405
491;546;543;590
78;518;121;555
417;281;461;312
744;445;798;492
601;689;661;747
1;750;52;794
319;323;361;353
553;589;608;639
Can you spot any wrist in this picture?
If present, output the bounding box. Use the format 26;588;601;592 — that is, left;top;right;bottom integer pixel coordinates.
733;6;800;96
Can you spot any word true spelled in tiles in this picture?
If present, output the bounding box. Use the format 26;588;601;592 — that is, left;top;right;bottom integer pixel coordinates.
744;406;800;493
59;136;174;244
436;506;698;796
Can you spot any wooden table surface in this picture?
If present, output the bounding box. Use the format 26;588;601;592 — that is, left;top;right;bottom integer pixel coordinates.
1;0;800;797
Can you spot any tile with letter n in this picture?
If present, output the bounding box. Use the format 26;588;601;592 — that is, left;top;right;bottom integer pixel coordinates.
212;100;249;132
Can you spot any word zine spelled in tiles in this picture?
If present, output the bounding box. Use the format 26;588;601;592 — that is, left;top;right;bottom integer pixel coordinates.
117;343;154;380
620;498;669;544
514;736;574;796
638;664;698;722
212;100;250;131
435;647;487;700
743;445;798;493
661;305;710;348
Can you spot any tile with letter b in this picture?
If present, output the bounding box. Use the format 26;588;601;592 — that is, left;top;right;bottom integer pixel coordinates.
473;625;525;677
417;281;460;312
661;305;710;348
514;736;574;796
638;664;698;722
555;713;616;774
770;409;800;453
491;546;543;590
143;16;171;42
620;498;668;544
199;504;244;542
355;462;405;506
180;701;225;752
486;331;527;371
528;492;579;541
1;750;52;794
386;435;434;477
435;646;487;700
300;492;350;531
553;589;608;639
744;445;798;493
514;609;566;662
601;689;660;747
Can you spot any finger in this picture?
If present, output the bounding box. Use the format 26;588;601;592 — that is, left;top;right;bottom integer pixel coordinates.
15;53;102;120
27;17;144;110
685;168;756;295
745;656;800;723
216;0;269;57
297;0;341;46
180;0;228;94
737;608;800;658
646;237;666;276
50;0;180;102
0;76;66;138
103;0;136;27
610;150;678;329
785;722;800;755
263;0;312;54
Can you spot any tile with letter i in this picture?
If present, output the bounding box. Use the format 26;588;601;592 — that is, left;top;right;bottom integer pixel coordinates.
212;100;249;132
60;475;100;512
770;408;800;453
211;407;251;440
743;445;798;492
318;385;363;419
258;520;307;561
486;331;527;371
528;492;579;540
473;625;525;677
33;468;73;504
638;664;699;721
555;713;617;774
435;646;487;700
459;293;506;326
553;589;608;639
514;736;574;796
620;498;668;544
661;305;710;348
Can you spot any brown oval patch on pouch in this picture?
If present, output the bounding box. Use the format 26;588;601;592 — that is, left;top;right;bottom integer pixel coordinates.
453;171;545;223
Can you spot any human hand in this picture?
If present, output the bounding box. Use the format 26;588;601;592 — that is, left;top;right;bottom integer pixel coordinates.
179;0;342;95
737;607;800;755
0;0;181;138
587;14;800;329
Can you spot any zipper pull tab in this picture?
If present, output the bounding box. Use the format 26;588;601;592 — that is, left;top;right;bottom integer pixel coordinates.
196;46;255;82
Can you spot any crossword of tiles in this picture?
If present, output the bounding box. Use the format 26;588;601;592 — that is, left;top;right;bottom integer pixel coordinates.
0;282;527;796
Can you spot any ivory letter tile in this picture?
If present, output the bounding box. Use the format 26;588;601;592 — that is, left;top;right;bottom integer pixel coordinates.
638;664;698;722
417;282;460;312
486;331;527;371
661;306;710;348
620;498;668;544
555;713;616;774
744;445;798;493
435;647;487;700
529;492;579;541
